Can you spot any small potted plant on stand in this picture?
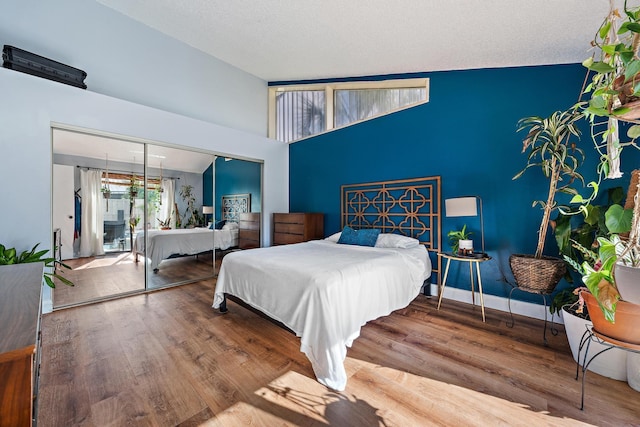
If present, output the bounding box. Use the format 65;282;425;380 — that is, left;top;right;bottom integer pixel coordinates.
447;225;473;255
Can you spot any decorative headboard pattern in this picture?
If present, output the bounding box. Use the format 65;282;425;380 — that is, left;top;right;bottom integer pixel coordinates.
221;193;251;223
341;176;442;280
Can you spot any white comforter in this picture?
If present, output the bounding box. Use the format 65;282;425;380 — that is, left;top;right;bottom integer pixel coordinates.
212;240;430;391
135;228;238;270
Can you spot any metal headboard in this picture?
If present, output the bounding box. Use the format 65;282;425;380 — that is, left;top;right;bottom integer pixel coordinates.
341;176;442;282
221;193;251;222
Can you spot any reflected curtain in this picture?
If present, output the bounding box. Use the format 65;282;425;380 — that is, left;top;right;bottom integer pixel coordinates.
79;169;105;257
159;178;176;228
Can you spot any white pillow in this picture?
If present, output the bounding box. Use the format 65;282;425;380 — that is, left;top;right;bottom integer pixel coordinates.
222;221;239;230
375;233;419;249
325;232;341;242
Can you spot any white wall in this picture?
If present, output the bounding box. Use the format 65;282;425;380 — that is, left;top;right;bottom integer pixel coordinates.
0;0;267;136
0;68;288;312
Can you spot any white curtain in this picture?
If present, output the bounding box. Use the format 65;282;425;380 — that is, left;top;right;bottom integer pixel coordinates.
79;169;105;257
159;178;176;228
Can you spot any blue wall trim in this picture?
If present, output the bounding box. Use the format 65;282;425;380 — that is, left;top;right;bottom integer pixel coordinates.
288;64;640;304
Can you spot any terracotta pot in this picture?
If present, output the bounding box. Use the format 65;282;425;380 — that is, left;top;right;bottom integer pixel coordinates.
583;292;640;345
614;262;640;304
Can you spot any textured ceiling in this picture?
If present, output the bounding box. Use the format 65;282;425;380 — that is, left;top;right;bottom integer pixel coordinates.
53;129;215;174
96;0;623;82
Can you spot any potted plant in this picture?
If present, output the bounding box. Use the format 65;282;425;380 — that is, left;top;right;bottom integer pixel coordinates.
101;185;111;199
551;186;631;310
578;1;640;316
0;243;73;288
157;217;171;230
548;192;631;381
128;175;140;198
179;184;202;228
447;224;473;255
510;106;586;294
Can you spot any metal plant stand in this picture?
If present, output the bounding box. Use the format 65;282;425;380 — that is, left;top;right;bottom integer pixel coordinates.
506;285;558;346
576;326;640;410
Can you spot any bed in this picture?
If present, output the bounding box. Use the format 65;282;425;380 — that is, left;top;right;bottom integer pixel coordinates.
212;176;441;391
134;225;238;271
134;193;250;271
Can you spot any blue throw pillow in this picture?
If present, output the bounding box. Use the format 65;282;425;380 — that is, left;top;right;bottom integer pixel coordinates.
337;226;380;247
214;220;226;230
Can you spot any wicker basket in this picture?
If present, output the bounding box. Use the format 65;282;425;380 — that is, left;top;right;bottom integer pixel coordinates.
509;254;566;294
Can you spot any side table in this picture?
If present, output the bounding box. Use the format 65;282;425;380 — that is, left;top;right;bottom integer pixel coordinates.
437;252;491;322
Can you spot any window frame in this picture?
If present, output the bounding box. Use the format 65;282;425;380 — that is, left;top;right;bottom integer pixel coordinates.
268;78;429;143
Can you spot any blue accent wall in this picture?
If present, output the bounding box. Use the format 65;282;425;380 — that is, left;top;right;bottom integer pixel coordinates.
214;157;262;220
288;64;640;303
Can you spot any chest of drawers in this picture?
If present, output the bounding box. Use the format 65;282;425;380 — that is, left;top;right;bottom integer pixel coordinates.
272;213;324;245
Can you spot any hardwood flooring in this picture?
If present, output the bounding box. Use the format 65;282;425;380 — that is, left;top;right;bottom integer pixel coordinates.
53;252;215;308
38;279;640;426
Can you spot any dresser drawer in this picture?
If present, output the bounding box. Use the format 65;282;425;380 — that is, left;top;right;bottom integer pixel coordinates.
274;222;304;235
273;232;304;245
238;213;261;249
272;213;324;246
273;212;306;225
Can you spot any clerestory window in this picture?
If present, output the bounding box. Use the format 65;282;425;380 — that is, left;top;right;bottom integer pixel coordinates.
268;78;429;143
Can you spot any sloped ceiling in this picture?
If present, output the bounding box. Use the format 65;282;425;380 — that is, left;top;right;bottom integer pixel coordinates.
96;0;619;82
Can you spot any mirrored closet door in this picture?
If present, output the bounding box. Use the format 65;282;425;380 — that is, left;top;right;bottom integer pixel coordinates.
51;128;219;308
52;130;148;307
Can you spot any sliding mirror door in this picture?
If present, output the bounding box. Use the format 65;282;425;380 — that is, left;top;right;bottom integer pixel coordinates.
52;129;146;307
144;145;216;289
52;126;261;308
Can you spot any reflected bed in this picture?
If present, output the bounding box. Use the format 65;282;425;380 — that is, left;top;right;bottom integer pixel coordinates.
134;226;238;271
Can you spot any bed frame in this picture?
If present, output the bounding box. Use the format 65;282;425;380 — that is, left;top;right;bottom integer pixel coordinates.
341;175;442;292
220;176;442;313
221;193;251;222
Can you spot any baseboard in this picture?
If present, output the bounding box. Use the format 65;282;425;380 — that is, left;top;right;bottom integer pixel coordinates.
426;283;563;325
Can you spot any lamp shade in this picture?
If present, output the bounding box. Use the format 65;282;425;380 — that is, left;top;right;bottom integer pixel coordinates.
202;206;214;214
445;197;477;217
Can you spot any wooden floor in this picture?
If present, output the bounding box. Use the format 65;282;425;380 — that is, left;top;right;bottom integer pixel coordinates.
38;279;640;426
53;252;215;307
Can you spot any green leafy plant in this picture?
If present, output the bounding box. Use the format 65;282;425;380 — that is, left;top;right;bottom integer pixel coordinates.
581;1;640;134
157;216;171;228
179;184;203;227
513;106;586;258
447;224;472;254
0;243;73;288
550;189;632;316
568;236;623;323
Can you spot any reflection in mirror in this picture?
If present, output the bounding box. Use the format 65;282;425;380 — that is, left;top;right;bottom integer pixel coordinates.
141;145;216;289
52;129;146;308
214;156;262;251
51;126;262;309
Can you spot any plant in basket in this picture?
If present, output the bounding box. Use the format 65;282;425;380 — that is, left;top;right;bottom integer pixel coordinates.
510;106;586;294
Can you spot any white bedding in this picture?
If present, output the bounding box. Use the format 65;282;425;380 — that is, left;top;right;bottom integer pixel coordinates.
212;239;431;391
135;227;238;270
